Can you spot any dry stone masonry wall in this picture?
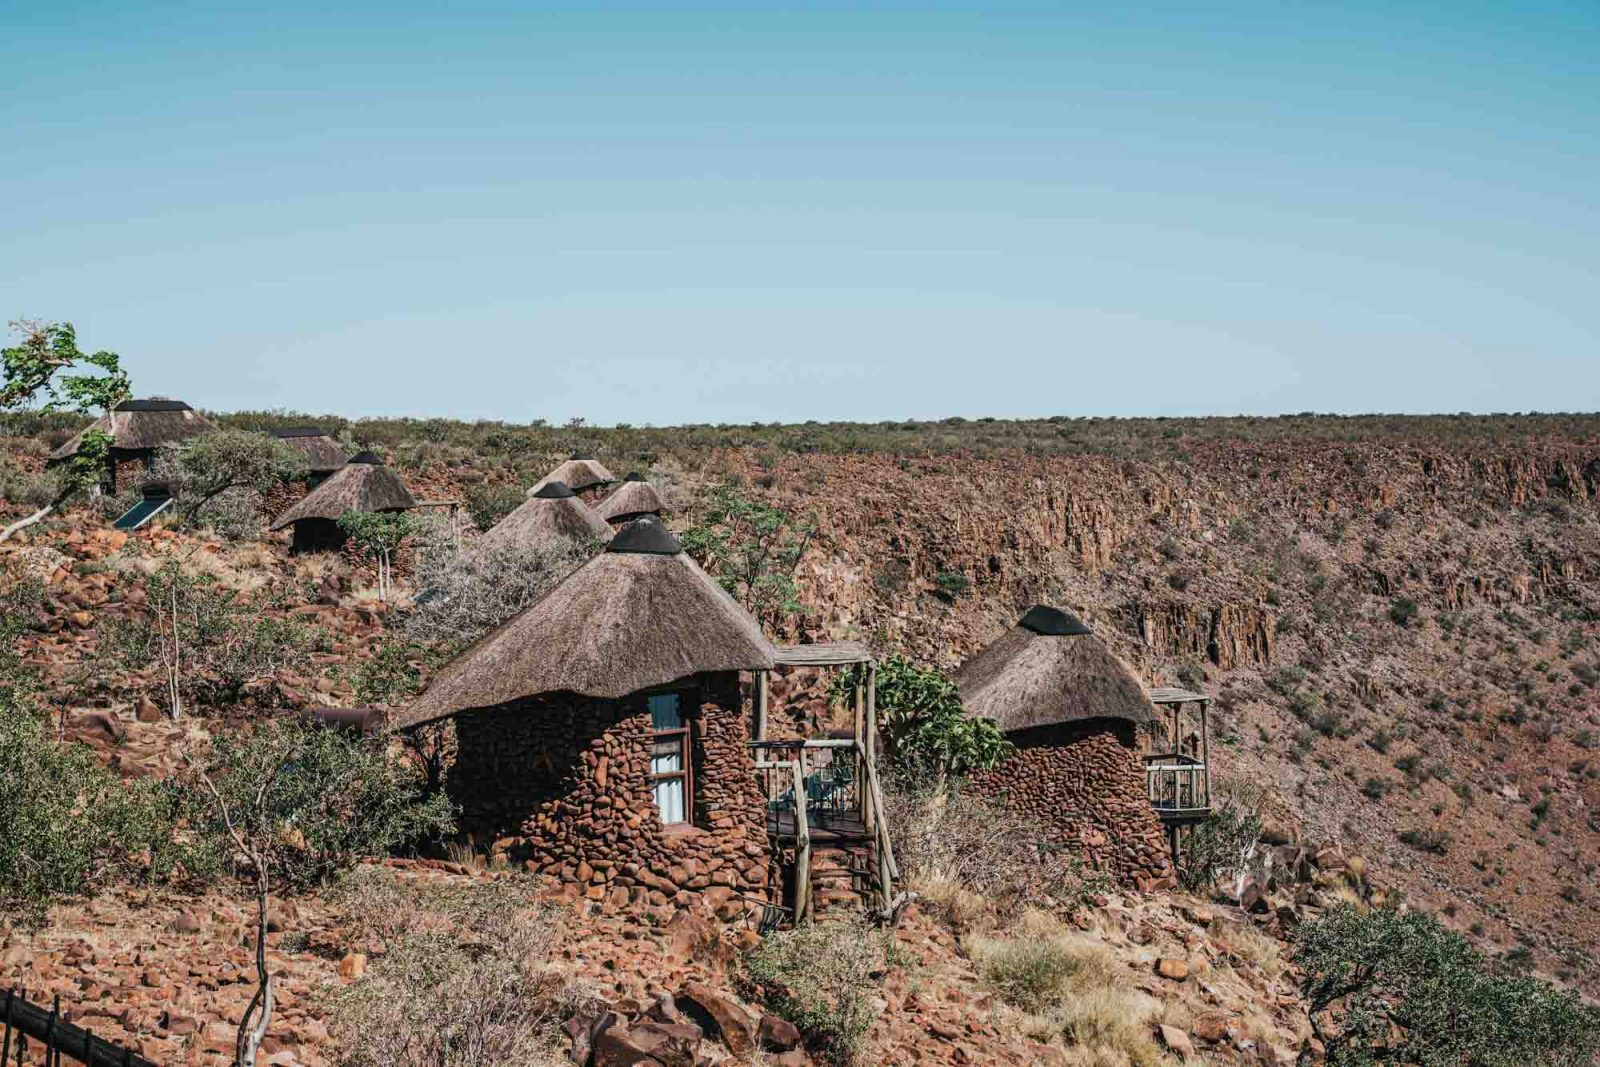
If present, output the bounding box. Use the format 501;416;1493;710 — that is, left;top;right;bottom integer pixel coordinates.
966;721;1175;890
447;672;771;909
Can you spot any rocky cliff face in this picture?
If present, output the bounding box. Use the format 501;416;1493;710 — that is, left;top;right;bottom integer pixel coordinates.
707;436;1600;987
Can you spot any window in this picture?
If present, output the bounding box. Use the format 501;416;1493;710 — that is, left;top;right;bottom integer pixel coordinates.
648;692;692;825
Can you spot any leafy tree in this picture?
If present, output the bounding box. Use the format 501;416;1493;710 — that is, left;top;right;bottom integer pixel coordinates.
0;320;131;541
340;510;420;602
1296;904;1600;1066
174;429;307;527
184;717;455;1066
857;655;1011;777
464;482;525;532
681;485;813;629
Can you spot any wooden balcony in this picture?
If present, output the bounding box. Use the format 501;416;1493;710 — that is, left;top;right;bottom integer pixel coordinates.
1144;752;1212;825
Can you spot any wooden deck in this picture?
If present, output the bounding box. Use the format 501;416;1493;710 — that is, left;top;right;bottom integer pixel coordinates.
1152;805;1213;827
766;809;872;843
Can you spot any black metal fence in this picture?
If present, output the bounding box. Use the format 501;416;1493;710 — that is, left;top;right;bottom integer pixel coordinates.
1;990;156;1067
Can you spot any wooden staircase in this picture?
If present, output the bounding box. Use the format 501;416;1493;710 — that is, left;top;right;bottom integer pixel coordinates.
752;738;898;923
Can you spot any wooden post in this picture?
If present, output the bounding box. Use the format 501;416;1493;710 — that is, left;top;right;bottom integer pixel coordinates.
865;661;877;764
1200;699;1212;810
755;671;768;742
792;758;811;922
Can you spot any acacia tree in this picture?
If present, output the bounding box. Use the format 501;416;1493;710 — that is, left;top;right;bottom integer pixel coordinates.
185;718;454;1067
339;511;419;602
101;561;317;719
0;320;131;541
680;485;813;630
175;429;307;527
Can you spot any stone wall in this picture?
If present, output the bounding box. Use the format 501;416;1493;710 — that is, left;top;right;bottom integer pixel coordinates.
965;719;1175;890
447;671;771;908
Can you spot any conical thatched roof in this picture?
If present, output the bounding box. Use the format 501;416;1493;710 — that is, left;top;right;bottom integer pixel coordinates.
268;452;416;530
955;606;1156;732
531;453;617;494
268;426;348;473
395;516;776;729
49;399;216;461
479;481;611;550
595;473;666;523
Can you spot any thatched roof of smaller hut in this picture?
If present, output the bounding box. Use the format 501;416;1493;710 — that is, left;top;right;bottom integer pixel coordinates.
594;472;666;522
268;426;348;472
268;452;416;530
531;453;617;494
955;606;1156;732
49;399;216;461
479;481;611;550
395;516;776;729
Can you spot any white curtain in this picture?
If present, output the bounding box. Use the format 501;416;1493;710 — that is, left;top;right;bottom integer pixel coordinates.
649;693;687;824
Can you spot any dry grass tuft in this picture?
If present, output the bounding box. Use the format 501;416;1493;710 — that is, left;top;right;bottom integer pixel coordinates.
968;911;1165;1067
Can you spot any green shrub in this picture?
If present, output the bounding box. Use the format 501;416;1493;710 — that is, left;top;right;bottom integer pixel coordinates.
464;483;526;532
350;639;430;706
856;655;1010;776
1296;904;1600;1066
1389;597;1421;627
100;562;318;714
745;915;889;1065
1399;828;1451;854
185;716;455;891
174;429;308;531
0;697;187;925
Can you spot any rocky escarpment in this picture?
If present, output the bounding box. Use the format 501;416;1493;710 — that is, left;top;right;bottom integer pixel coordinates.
710;435;1600;988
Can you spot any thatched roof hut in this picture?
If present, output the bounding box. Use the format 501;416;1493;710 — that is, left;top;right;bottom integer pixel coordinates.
594;472;666;524
396;516;776;729
268;451;416;531
479;481;611;550
268;426;348;474
531;453;617;495
49;399;216;462
955;606;1156;733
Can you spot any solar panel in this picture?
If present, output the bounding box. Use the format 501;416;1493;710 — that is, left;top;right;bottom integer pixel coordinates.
113;494;173;531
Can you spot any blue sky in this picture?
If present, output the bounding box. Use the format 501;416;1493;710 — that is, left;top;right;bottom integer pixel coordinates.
4;1;1597;423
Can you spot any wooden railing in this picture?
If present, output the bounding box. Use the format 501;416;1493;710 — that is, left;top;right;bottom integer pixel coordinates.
2;989;157;1067
750;738;896;920
1144;752;1210;814
752;754;812;920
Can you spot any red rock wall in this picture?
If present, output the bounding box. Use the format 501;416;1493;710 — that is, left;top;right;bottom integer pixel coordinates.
447;671;772;909
966;720;1175;889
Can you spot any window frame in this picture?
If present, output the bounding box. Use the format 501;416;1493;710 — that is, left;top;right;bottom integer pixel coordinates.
645;688;697;827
